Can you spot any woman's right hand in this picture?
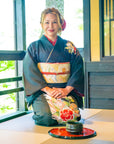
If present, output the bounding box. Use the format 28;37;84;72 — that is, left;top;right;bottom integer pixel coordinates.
41;86;53;96
41;86;62;98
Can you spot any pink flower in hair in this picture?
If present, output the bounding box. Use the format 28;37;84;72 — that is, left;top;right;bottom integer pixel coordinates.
62;19;66;31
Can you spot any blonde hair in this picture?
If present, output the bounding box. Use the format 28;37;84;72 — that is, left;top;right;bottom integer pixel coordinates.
40;8;64;34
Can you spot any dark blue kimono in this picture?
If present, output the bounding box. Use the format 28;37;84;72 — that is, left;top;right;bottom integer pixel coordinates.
23;35;84;108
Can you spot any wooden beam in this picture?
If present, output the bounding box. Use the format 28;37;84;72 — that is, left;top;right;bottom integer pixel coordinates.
0;51;26;60
0;87;24;96
83;0;91;61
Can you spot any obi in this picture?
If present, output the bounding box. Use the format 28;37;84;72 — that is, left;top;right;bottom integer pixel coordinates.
37;62;70;83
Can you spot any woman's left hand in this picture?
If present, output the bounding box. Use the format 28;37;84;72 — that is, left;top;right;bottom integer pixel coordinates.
52;86;74;99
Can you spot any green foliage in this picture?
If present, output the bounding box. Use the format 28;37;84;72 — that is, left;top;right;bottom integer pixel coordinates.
1;83;10;88
76;9;83;18
46;0;64;15
7;93;16;102
0;93;16;114
75;8;83;31
0;105;14;114
0;61;15;115
78;24;83;30
0;61;15;72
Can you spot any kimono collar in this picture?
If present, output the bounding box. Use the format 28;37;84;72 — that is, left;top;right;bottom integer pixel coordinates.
44;35;57;46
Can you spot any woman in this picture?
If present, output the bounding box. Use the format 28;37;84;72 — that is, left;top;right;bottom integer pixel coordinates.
23;8;84;126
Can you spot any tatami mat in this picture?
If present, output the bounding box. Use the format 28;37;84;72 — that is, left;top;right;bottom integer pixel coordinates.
87;109;114;122
0;109;114;144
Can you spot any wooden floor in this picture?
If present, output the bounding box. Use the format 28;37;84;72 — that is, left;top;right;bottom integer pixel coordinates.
0;108;114;144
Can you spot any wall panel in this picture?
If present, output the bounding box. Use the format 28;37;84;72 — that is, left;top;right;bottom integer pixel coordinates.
85;62;114;109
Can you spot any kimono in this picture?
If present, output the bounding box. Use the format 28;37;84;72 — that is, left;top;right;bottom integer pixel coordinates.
23;35;84;108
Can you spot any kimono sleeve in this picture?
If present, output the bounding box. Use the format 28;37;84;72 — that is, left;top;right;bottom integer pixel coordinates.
23;50;47;96
67;49;84;95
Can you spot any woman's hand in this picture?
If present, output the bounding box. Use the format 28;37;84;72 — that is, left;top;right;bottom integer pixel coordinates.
52;86;74;99
41;86;54;96
41;86;63;97
41;86;74;99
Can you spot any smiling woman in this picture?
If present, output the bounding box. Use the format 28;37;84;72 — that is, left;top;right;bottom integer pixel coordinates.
23;7;84;126
40;7;65;41
41;13;60;41
0;0;84;122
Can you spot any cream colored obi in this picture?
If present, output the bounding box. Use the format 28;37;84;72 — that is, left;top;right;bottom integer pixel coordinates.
37;62;70;83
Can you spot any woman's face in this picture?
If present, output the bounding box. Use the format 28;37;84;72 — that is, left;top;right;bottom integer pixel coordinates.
42;13;60;40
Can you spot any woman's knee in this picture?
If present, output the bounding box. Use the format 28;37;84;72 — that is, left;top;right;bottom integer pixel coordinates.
33;113;58;126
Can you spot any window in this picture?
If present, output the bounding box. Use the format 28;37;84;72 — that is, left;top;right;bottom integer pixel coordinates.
0;0;14;51
0;0;16;117
25;0;46;47
0;0;27;122
62;0;83;48
103;0;114;57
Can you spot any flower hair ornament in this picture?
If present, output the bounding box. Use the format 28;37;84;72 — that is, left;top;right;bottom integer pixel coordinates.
62;19;66;31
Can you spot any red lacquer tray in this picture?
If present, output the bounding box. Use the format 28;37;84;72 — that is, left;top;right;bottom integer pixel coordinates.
48;128;96;139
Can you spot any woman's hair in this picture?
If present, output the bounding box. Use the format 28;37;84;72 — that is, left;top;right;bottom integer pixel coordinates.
40;7;64;33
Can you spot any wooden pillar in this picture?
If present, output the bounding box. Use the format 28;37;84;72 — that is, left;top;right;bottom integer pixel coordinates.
14;0;27;111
